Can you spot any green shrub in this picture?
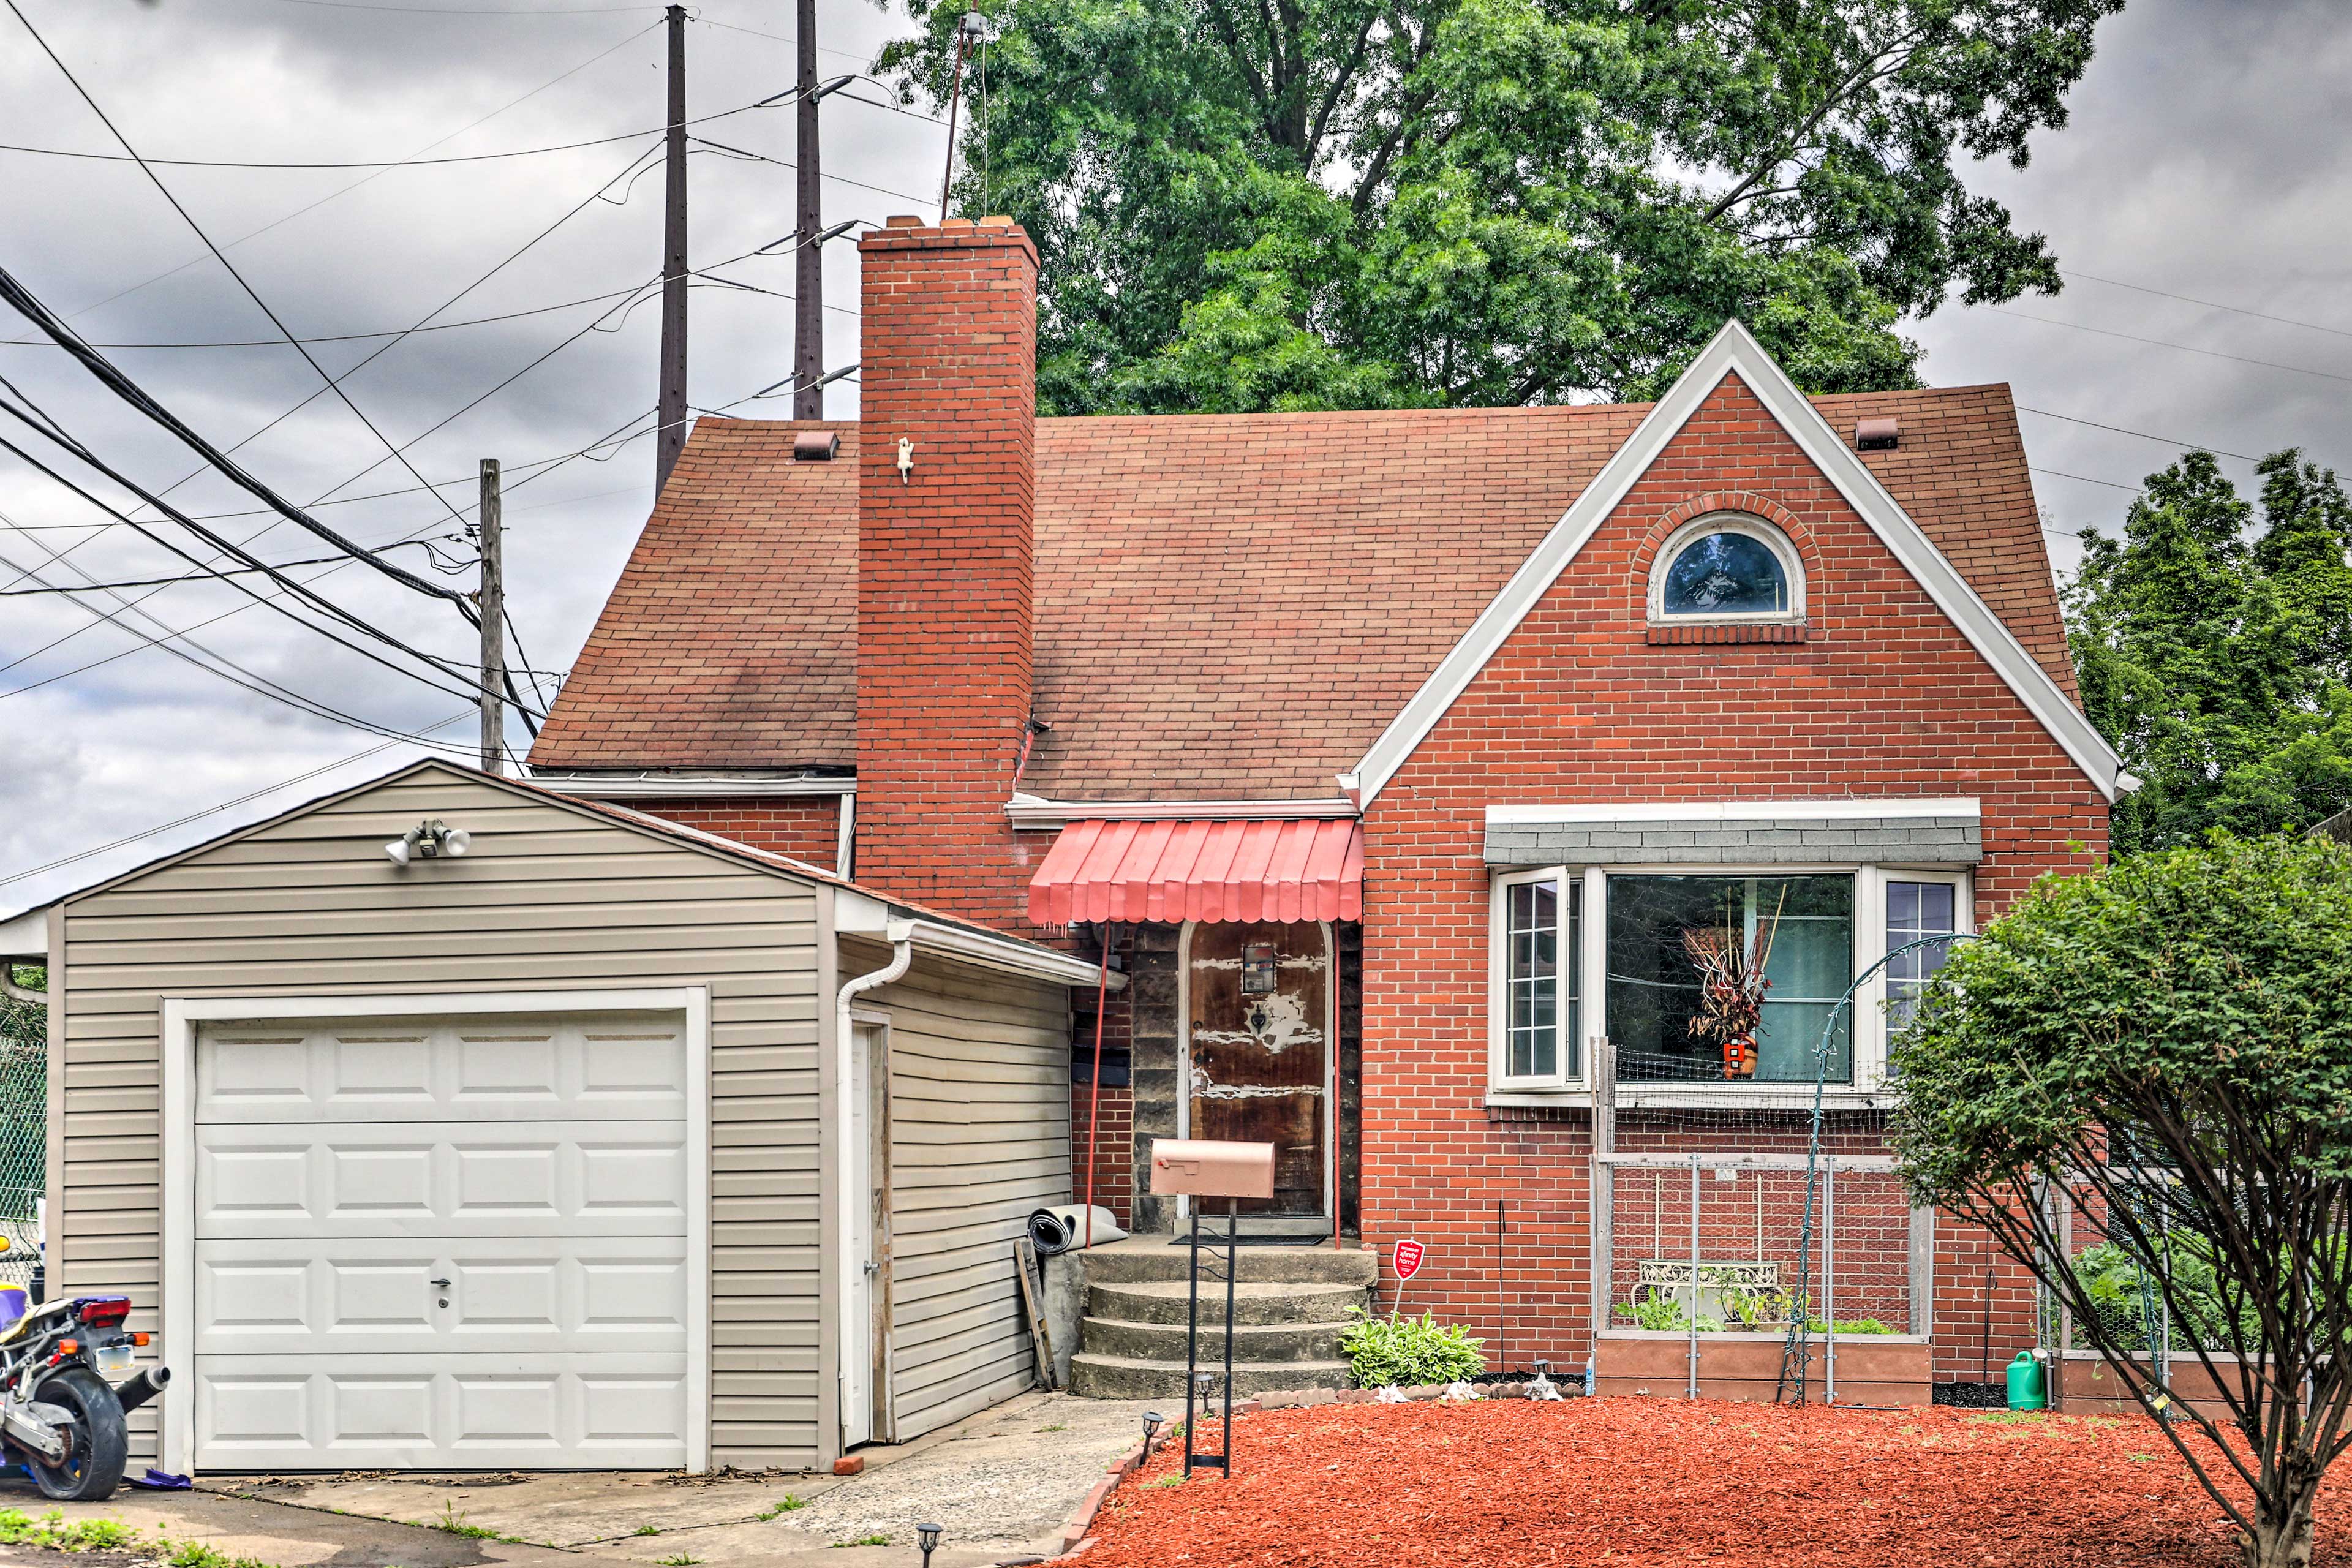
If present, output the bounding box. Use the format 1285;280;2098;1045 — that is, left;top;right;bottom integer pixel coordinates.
1339;1309;1486;1387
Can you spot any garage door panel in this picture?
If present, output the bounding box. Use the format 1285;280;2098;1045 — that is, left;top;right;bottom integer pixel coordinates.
192;1010;694;1471
194;1355;690;1471
196;1121;687;1238
194;1237;689;1354
197;1014;686;1124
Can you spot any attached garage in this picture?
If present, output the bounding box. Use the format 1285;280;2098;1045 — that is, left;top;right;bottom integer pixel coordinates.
40;760;1101;1475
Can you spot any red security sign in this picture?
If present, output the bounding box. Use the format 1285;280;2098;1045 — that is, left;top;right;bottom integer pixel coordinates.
1392;1238;1427;1281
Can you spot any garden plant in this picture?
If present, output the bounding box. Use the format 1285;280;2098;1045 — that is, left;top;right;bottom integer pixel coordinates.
1890;834;2352;1568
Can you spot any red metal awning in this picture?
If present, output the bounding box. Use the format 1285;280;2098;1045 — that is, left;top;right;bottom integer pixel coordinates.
1027;818;1363;926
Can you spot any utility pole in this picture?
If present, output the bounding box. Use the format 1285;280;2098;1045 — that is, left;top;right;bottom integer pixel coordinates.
477;458;505;775
792;0;823;420
938;13;979;222
656;2;688;492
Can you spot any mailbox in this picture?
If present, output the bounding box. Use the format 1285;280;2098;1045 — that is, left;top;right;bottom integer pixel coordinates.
1148;1138;1275;1200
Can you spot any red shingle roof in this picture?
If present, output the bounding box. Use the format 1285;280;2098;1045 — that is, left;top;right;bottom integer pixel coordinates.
531;388;2073;801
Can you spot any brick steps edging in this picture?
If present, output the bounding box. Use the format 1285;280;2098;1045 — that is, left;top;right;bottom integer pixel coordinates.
1047;1381;1578;1558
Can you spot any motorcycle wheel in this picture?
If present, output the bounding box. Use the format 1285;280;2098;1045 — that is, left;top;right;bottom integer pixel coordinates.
29;1365;129;1502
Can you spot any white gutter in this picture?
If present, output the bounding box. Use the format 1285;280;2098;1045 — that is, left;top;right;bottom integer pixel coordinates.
834;792;856;880
832;915;911;1445
1005;792;1358;829
532;771;855;800
834;889;1113;990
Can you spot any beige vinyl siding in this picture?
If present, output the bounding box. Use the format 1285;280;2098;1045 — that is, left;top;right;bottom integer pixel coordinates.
865;951;1072;1439
55;764;825;1470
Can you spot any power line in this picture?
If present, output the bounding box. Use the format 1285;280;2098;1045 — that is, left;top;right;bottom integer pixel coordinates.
2016;407;2263;464
0;539;461;597
0;86;816;170
0;281;655;351
252;0;654;13
688;136;937;206
4;0;492;583
0;399;535;713
2032;466;2142;494
0;517;484;743
9;15;662;339
1986;307;2352;388
2062;270;2352;345
693;15;874;68
0;714;477;894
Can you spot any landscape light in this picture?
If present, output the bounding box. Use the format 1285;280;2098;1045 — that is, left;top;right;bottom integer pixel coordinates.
1142;1411;1164;1448
916;1522;943;1567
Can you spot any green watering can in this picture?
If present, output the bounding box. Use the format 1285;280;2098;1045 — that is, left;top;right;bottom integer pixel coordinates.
2006;1350;2048;1411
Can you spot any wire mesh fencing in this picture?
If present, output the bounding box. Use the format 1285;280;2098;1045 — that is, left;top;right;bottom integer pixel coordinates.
0;995;43;1286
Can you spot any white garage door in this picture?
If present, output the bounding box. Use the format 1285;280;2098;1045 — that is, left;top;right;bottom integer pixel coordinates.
191;1010;692;1470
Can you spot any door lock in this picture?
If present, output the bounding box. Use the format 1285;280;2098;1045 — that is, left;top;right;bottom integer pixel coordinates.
430;1277;452;1287
863;1261;880;1275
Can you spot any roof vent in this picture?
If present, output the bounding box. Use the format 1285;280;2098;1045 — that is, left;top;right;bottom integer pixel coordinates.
1855;415;1899;451
793;430;839;462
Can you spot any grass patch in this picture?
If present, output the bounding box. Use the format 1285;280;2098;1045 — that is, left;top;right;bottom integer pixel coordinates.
1965;1411;2049;1425
655;1555;703;1565
1039;1423;1068;1432
425;1504;522;1544
0;1508;278;1568
832;1534;891;1547
635;1525;662;1536
756;1496;808;1520
1140;1476;1185;1489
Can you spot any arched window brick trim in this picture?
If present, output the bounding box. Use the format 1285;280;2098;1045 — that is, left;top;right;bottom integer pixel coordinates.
1638;496;1814;633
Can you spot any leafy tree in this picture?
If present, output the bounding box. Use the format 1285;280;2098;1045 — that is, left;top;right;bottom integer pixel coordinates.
1889;835;2352;1568
880;0;2122;414
2067;451;2352;853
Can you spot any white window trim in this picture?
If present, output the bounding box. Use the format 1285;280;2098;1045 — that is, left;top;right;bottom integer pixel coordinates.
1488;869;1583;1091
1485;864;1971;1108
1861;868;1975;1089
1646;512;1806;625
159;987;713;1479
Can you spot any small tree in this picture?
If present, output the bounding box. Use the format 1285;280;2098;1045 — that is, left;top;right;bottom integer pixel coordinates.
1889;835;2352;1568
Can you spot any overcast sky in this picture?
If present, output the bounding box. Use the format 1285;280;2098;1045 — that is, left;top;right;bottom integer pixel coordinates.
2;0;2347;916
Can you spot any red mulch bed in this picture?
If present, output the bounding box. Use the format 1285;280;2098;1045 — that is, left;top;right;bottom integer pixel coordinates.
1083;1400;2349;1567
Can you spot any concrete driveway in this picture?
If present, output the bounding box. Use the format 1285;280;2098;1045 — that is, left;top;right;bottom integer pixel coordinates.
15;1392;1158;1568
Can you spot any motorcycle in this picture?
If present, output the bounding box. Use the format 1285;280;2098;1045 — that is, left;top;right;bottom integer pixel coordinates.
0;1267;168;1501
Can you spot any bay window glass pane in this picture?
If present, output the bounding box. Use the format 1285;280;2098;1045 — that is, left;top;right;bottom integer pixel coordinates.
1606;875;1852;1084
1885;880;1960;1033
1502;876;1581;1080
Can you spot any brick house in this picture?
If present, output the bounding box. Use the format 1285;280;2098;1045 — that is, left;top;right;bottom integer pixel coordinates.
530;216;2124;1393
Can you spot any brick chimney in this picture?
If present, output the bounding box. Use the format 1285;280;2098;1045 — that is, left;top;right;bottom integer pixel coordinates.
853;216;1038;927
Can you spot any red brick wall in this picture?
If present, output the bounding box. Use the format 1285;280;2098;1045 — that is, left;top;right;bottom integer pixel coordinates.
853;218;1041;931
1071;1081;1135;1229
608;796;841;870
1357;372;2108;1376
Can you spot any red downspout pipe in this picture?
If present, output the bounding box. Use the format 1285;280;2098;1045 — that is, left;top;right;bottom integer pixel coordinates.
1083;924;1112;1249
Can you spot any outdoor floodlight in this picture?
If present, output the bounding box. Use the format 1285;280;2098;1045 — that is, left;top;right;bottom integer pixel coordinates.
916;1522;943;1567
386;818;470;866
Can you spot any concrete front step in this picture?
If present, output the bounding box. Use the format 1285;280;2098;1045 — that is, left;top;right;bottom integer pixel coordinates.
1069;1351;1355;1400
1088;1279;1368;1327
1079;1240;1380;1287
1082;1314;1348;1364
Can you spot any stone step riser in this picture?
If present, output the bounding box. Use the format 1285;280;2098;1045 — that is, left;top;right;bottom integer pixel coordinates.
1087;1283;1368;1327
1082;1316;1348;1364
1068;1354;1354;1400
1080;1247;1379;1288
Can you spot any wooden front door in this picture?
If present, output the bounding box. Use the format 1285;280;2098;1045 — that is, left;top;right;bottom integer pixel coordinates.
1185;920;1330;1216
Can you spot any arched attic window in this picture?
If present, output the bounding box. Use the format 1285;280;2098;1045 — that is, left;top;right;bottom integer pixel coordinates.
1648;514;1806;625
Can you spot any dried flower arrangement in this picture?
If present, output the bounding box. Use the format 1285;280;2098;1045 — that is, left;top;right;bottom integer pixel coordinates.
1681;888;1786;1078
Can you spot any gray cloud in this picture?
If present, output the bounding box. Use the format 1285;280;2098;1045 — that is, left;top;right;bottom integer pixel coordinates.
3;0;2348;910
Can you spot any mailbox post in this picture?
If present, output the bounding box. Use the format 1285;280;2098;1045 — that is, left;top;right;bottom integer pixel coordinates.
1148;1138;1275;1479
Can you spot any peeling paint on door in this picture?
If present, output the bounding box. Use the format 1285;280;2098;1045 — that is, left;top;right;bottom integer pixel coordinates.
1186;919;1330;1216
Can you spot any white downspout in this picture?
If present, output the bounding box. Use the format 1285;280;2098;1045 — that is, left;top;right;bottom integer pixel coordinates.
834;917;912;1445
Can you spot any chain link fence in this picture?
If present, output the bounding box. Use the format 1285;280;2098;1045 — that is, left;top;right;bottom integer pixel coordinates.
0;984;44;1287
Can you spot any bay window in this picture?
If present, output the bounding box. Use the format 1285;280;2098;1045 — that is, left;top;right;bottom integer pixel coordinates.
1487;864;1969;1098
1605;874;1852;1084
